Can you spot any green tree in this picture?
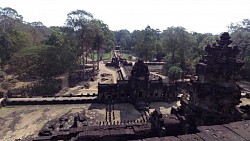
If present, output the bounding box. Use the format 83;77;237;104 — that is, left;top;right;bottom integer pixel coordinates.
228;19;250;60
0;30;33;63
28;21;51;45
66;10;94;79
132;26;159;61
12;45;75;79
161;27;196;72
167;66;182;81
114;29;131;50
0;7;23;33
0;7;23;62
187;32;217;73
93;20;115;62
8;30;33;53
46;31;65;47
228;19;250;81
131;30;144;56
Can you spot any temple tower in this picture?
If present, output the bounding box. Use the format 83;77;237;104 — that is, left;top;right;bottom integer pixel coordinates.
173;32;245;128
130;59;150;102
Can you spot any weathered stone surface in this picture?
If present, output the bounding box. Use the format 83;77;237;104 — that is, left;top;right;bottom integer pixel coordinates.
224;120;250;140
140;136;180;141
161;136;181;141
178;134;203;141
175;32;245;127
99;59;175;107
197;125;246;141
143;137;162;141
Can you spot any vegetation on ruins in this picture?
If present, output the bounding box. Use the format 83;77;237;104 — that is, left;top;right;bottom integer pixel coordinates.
167;66;182;81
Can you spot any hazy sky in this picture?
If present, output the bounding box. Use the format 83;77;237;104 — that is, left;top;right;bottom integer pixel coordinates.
1;0;249;34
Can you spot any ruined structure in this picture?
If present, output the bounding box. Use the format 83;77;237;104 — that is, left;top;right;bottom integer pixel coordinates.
68;69;98;87
106;50;132;67
98;59;176;109
6;32;250;141
172;32;246;130
34;107;250;141
34;111;152;141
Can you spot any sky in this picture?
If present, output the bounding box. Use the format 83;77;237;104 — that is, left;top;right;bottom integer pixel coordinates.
1;0;249;34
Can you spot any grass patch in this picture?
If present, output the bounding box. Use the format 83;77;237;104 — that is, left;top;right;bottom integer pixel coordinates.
91;52;111;61
102;53;112;60
121;53;130;60
148;65;163;70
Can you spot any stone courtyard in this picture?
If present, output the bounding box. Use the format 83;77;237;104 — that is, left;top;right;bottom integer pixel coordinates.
1;98;250;141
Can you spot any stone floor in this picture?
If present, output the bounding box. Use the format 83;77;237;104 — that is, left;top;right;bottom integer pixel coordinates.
0;103;145;141
1;98;250;141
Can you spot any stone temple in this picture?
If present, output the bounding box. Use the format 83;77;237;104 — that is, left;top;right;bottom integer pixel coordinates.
5;32;250;141
98;59;176;109
172;32;246;131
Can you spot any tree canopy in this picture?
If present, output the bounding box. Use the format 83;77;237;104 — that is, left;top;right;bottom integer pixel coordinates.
0;6;249;81
229;19;250;80
12;45;75;79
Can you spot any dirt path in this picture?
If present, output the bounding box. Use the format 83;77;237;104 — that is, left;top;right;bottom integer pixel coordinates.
150;72;166;79
98;61;118;84
58;61;119;96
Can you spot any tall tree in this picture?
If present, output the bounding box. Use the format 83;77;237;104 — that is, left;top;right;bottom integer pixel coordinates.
114;29;131;50
91;19;114;69
0;7;23;33
228;19;250;81
0;7;23;62
46;31;65;47
228;19;250;60
141;26;158;61
131;30;144;53
66;10;93;79
29;21;50;45
161;26;195;72
132;26;159;61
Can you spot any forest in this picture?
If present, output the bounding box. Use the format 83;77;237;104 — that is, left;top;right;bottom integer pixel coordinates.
0;7;250;92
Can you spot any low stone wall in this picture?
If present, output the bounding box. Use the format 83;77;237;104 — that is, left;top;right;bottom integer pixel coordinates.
5;97;98;105
145;62;165;65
